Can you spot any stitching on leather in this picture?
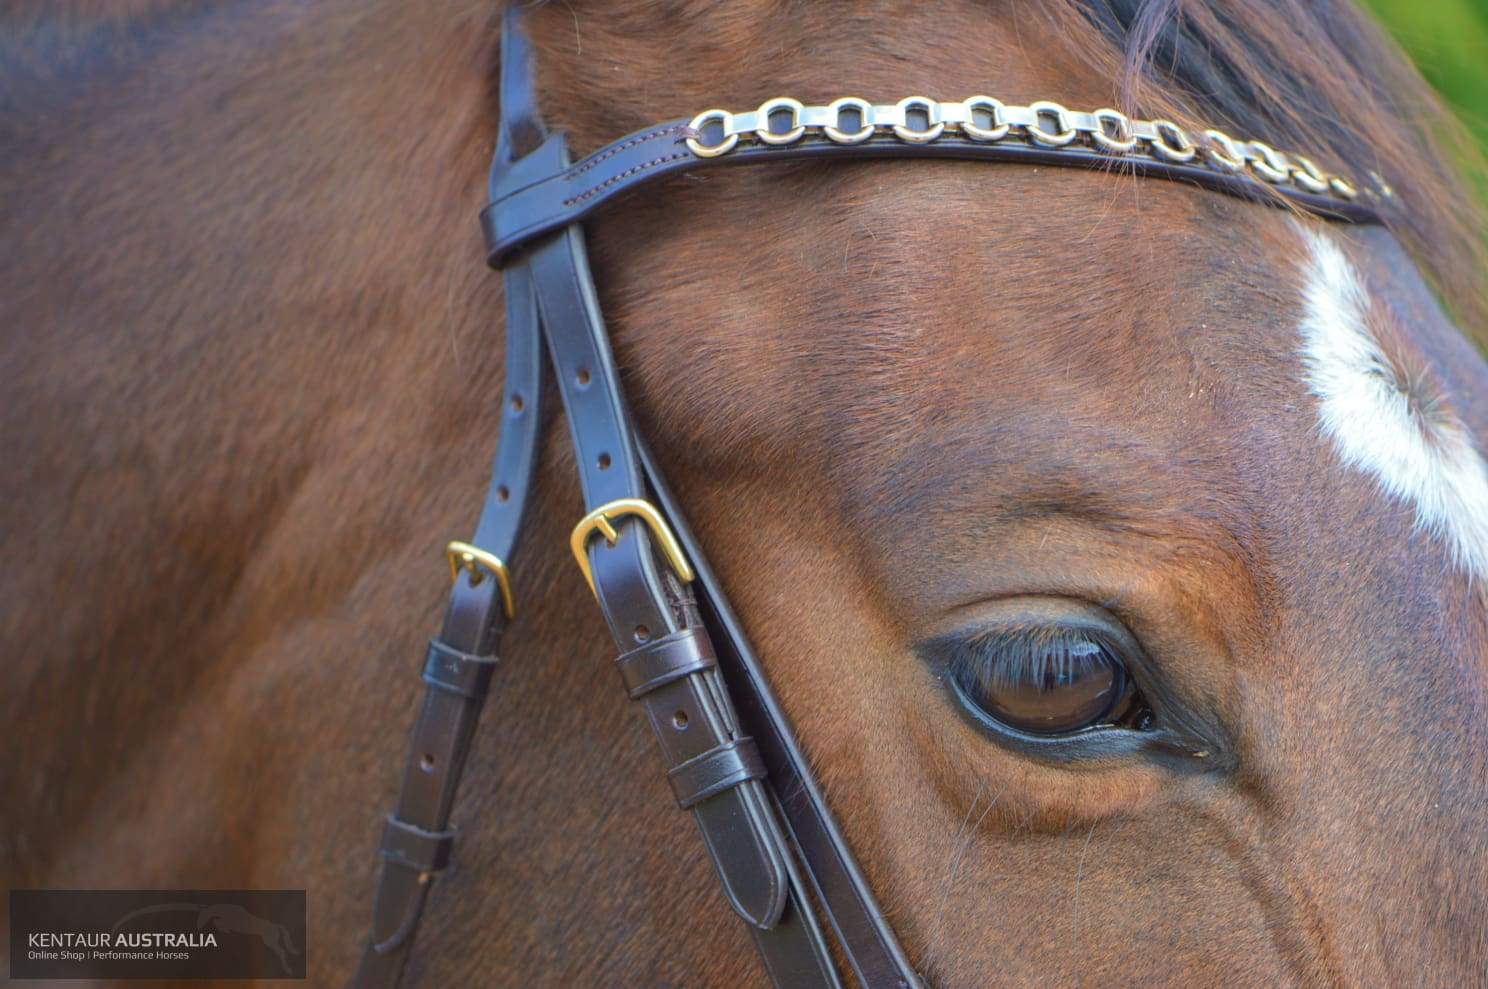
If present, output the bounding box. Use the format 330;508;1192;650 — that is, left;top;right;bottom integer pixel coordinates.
490;143;1377;258
564;151;693;206
567;124;687;178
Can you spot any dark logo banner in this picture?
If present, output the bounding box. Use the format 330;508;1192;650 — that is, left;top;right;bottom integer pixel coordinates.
10;890;306;980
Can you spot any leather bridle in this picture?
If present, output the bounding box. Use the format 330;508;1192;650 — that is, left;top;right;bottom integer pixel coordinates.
350;8;1383;988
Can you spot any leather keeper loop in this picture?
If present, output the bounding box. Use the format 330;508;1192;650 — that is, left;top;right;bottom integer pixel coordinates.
422;639;497;700
380;816;456;874
667;737;766;810
617;627;716;699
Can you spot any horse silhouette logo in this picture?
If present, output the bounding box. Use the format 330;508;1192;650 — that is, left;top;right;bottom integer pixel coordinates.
112;902;301;975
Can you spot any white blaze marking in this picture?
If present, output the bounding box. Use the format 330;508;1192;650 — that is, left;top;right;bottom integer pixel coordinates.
1297;226;1488;580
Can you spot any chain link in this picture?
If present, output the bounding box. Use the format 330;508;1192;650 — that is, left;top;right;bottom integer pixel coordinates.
685;96;1372;202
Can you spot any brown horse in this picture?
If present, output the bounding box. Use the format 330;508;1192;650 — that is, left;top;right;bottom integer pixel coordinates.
3;0;1486;985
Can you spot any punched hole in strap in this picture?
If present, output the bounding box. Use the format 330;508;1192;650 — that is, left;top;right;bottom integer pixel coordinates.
380;816;456;874
616;626;717;699
421;639;498;700
667;737;767;810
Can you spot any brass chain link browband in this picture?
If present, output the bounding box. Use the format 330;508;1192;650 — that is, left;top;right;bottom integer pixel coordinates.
682;95;1369;203
352;7;1384;989
480;89;1383;268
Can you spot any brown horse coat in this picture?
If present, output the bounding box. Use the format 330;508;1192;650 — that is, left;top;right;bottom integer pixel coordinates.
3;1;1485;985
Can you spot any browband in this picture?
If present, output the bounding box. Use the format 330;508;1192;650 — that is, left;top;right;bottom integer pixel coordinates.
352;6;1380;988
483;97;1383;266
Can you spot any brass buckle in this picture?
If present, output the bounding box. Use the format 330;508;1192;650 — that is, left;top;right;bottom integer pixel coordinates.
569;498;695;597
445;541;515;620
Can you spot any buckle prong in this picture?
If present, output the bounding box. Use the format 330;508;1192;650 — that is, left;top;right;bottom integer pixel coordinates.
445;541;516;620
569;498;694;597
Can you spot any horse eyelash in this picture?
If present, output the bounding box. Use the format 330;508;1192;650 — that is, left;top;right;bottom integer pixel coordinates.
948;626;1117;693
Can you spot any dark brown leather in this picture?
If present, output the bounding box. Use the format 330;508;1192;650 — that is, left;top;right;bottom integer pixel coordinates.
512;178;856;980
352;282;540;983
353;3;1380;986
352;576;507;985
347;12;548;984
481;123;1384;266
349;5;911;985
527;215;803;936
380;817;456;874
350;268;542;987
638;438;922;989
421;639;497;700
618;626;717;698
668;738;769;809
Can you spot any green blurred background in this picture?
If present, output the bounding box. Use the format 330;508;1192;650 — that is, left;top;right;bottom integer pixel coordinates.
1364;0;1488;201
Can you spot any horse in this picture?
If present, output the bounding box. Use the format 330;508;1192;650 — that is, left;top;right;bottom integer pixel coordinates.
3;0;1485;985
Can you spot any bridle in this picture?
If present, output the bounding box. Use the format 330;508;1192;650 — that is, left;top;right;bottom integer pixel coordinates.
350;8;1383;988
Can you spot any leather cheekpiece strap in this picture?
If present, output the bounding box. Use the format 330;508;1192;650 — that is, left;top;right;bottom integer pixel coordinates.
347;10;549;982
527;215;791;930
521;150;843;985
640;440;922;989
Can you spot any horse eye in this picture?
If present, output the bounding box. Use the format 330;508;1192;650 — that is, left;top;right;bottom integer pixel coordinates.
946;628;1152;736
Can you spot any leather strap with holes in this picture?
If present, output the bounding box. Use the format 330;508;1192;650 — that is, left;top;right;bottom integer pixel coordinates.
338;0;1400;982
347;14;545;986
526;190;842;983
352;4;926;986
